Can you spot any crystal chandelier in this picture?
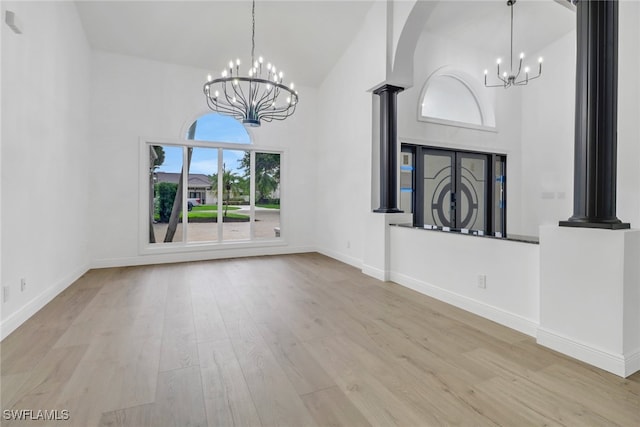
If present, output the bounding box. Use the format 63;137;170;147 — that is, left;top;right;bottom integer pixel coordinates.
203;0;298;127
484;0;543;88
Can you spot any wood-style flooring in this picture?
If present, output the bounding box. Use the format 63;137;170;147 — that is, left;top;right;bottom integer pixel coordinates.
1;253;639;426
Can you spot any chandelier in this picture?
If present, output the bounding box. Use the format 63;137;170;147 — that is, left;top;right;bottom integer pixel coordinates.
203;0;298;127
484;0;543;88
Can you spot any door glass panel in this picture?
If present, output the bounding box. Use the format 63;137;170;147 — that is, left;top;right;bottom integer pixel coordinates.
494;157;506;236
459;156;486;231
423;152;453;227
187;147;218;242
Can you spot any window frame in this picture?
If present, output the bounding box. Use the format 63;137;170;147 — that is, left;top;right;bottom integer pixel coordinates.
138;137;287;255
402;143;507;237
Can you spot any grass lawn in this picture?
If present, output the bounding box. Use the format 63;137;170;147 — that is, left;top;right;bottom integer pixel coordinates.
191;204;241;211
187;211;248;220
256;204;280;209
154;205;248;221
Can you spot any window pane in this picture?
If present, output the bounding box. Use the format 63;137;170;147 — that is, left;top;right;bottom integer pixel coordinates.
186;113;250;144
423;152;453;227
221;149;250;241
151;145;184;243
255;153;281;239
459;156;486;231
186;147;218;242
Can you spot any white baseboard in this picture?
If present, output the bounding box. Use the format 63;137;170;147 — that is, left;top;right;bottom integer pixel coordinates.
362;264;387;281
316;248;363;270
1;263;90;340
389;271;539;337
91;245;316;269
537;328;640;378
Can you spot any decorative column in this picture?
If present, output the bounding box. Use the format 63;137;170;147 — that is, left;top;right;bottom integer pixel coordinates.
373;84;404;213
560;0;629;229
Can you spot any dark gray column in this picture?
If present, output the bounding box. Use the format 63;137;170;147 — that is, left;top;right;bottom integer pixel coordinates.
560;0;630;229
373;84;404;213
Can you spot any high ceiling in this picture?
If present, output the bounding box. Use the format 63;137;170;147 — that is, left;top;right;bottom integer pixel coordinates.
75;0;376;88
424;0;575;58
75;0;576;88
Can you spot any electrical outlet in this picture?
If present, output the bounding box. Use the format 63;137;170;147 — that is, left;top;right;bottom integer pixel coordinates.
477;274;487;289
3;286;9;303
20;278;26;292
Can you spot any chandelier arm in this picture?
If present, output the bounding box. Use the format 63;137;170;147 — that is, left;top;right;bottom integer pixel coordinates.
514;57;523;80
255;87;276;110
208;99;243;116
231;81;250;111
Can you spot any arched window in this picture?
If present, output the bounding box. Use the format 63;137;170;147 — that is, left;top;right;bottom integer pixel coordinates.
419;68;495;130
186;112;251;144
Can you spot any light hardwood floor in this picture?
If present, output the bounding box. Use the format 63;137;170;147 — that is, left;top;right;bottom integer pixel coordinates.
1;253;638;426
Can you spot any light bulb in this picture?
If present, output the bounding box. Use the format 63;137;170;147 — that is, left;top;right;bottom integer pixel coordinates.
259;56;263;63
214;90;219;97
287;97;291;104
248;69;253;77
236;58;240;66
279;71;283;79
484;69;488;75
295;90;298;95
273;75;278;82
207;74;212;81
229;61;234;69
503;72;507;77
254;61;258;68
525;66;530;73
520;52;525;59
272;66;277;73
267;63;272;70
232;96;237;103
497;58;502;64
233;79;238;85
266;84;271;90
290;82;295;90
539;57;544;63
222;70;227;77
252;100;257;106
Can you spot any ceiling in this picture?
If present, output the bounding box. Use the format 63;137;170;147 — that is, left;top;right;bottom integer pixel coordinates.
424;0;576;59
75;0;576;88
75;0;375;88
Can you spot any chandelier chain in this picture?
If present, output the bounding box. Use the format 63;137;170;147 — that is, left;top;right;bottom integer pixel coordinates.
251;0;256;66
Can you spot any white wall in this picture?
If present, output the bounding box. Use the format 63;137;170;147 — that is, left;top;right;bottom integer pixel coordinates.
520;31;575;236
398;31;526;234
315;1;387;267
88;51;318;266
1;1;91;337
617;0;640;227
522;0;640;232
390;227;539;336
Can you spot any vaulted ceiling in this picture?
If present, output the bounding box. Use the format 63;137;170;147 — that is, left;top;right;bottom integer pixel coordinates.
75;0;575;88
